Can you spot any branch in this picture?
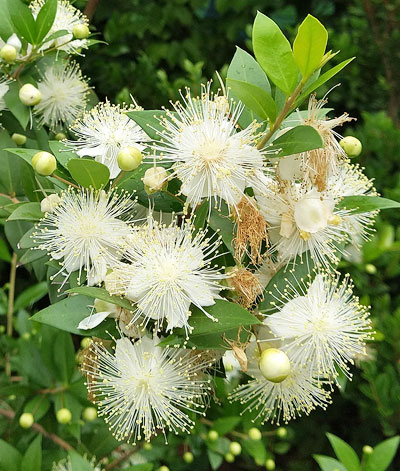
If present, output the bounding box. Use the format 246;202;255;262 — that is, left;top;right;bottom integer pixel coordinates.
0;408;75;451
84;0;100;20
105;445;140;470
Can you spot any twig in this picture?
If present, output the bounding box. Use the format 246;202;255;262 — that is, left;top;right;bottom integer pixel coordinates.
105;445;140;470
0;408;74;451
111;171;126;189
84;0;101;20
51;174;80;189
5;253;17;376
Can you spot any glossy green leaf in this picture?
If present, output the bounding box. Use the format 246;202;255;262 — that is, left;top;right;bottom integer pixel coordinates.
207;450;223;471
242;439;267;464
212;416;241;435
208;209;234;254
365;436;400;471
3;81;30;130
49;140;78;168
127;110;176;141
67;158;110;189
67;286;134;311
293;15;328;79
24;396;50;421
21;435;42;471
0;439;22;471
313;455;347;471
7;0;37;45
7;202;42;221
34;0;57;44
69;451;93;471
3;147;38;166
0;0;14;41
0;130;22;196
0;239;11;262
268;125;323;157
53;331;75;383
14;281;47;311
337;195;400;214
226;78;277;122
252;12;298;94
327;433;360;471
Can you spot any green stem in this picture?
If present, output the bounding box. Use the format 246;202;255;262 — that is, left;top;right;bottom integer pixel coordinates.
111;171;126;189
5;253;17;377
164;189;185;205
51;174;80;189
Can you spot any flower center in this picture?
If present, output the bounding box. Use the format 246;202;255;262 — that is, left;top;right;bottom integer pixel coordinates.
294;195;331;233
156;261;179;283
196;139;225;165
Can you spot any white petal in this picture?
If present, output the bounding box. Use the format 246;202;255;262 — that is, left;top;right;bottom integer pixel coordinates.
78;311;110;330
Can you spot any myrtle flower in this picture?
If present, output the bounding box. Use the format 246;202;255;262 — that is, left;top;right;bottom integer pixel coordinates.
83;335;211;443
152;85;269;213
230;335;331;424
30;0;89;54
0;78;11;112
34;61;89;130
264;272;372;381
33;188;135;286
107;216;227;335
67;101;149;178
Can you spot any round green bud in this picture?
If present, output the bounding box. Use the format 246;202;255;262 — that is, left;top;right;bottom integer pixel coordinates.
158;467;169;471
81;337;92;349
72;24;90;40
82;407;97;422
55;132;67;141
142;166;169;192
224;453;235;463
183;451;194;463
259;348;291;383
363;445;373;455
207;430;219;442
229;442;242;456
265;459;275;470
8;394;16;400
340;136;362;158
365;263;377;275
19;412;34;429
276;426;287;439
40;194;61;213
56;408;72;424
22;332;30;340
32;151;57;176
0;44;17;63
0;325;5;333
19;83;41;106
248;427;262;441
143;443;152;451
11;133;27;146
117;146;143;171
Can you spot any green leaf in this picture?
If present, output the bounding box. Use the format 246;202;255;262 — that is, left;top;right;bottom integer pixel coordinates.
127;110;174;141
313;455;347;471
42;29;68;44
365;436;400;471
0;239;11;262
3;81;30;130
0;130;22;196
24;395;50;421
53;331;75;383
337;195;400;214
226;78;277;122
208;209;234;254
30;294;117;338
242;439;267;464
296;58;355;105
69;450;93;471
67;286;134;311
228;47;271;93
0;439;22;471
268;125;323;157
326;433;360;471
293;15;328;79
193;200;209;234
49;140;78;168
7;0;37;45
124;465;154;471
14;282;48;311
212;416;241;435
34;0;57;44
207;450;223;471
7;202;42;221
0;0;14;41
21;435;42;471
67;158;110;189
252;12;299;95
3;147;38;166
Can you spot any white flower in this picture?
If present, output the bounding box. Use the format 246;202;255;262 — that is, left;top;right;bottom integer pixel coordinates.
0;78;11;112
30;0;89;54
152;85;269;212
107;216;226;334
264;273;371;381
84;335;211;443
67;101;149;178
34;61;89;130
33;188;135;286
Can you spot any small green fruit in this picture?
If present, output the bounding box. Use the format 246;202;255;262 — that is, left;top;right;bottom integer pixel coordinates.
19;412;34;429
248;427;262;441
339;136;362;157
224;452;235;463
259;348;291;383
143;443;152;451
0;44;17;63
55;132;67;141
207;430;219;442
56;408;72;424
117;146;143;171
363;445;373;455
82;407;97;422
72;24;90;39
276;426;287;439
11;133;27;146
229;442;242;456
158;466;169;471
183;451;194;463
365;264;377;275
19;83;41;106
265;459;276;470
32;151;57;176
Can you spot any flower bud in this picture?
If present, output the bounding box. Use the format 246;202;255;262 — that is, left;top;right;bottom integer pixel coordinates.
82;407;97;422
81;337;92;349
72;24;90;39
229;442;242;456
143;166;169;192
117;146;143;171
32;151;57;176
40;194;61;213
19;83;42;106
183;452;194;463
55;132;67;141
248;427;262;441
294;195;330;233
365;263;377;275
207;430;219;442
340;136;362;157
259;348;291;383
19;412;34;429
362;445;373;455
11;133;27;146
265;459;276;470
143;443;152;451
56;408;72;424
276;426;287;439
0;45;17;63
224;453;235;463
7;34;22;52
158;467;169;471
